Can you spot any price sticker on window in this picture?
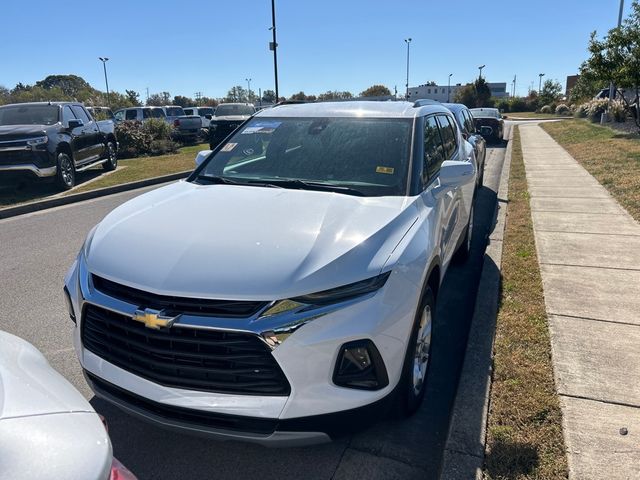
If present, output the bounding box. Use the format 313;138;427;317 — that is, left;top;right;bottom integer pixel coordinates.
376;166;395;174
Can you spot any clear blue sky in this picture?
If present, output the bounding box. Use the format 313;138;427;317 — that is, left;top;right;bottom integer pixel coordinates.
0;0;632;99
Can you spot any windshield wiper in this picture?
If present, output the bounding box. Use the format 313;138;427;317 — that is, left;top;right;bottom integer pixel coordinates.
260;179;366;196
195;175;283;189
196;174;241;185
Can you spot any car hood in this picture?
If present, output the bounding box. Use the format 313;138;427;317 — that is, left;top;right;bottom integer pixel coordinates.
0;124;49;139
87;181;419;300
0;331;93;420
211;115;250;122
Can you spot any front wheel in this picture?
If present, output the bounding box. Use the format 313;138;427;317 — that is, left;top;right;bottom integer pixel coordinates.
103;141;117;171
397;286;435;416
55;152;75;190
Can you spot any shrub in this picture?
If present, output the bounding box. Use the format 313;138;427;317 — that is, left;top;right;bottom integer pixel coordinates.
608;99;627;122
574;103;589;118
555;104;571;116
149;139;179;156
495;98;510;113
585;98;608;123
540;105;552;114
509;97;528;112
141;117;174;140
115;121;150;158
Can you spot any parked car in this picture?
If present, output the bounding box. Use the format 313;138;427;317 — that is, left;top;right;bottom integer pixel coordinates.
0;102;118;190
444;103;487;187
65;100;476;445
87;106;115;121
161;106;201;142
113;106;165;123
183;106;216;130
209;102;256;149
469;107;504;144
0;330;136;480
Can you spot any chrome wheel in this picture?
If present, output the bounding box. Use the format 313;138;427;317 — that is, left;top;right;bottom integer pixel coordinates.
104;142;117;171
412;304;432;395
57;153;75;189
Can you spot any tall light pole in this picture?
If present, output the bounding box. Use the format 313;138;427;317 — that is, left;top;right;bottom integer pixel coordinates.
447;73;453;102
608;0;625;103
404;38;412;100
269;0;279;102
478;64;485;81
98;57;110;107
246;78;252;102
538;73;545;94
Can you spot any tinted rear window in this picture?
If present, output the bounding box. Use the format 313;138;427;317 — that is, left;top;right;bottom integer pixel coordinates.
165;107;184;116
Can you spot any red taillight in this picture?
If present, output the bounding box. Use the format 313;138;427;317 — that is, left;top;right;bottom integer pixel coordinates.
110;457;137;480
173;119;180;127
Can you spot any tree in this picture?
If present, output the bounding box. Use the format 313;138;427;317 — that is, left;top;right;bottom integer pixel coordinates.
146;93;165;106
200;96;219;107
224;85;247;102
125;90;141;106
317;90;353;101
0;85;9;105
453;78;492;108
262;89;276;103
289;91;316;101
35;74;91;97
359;84;392;97
173;95;195;107
538;79;562;107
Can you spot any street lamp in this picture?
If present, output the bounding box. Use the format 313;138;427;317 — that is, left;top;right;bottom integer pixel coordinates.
246;78;252;102
608;0;625;103
447;73;453;102
478;64;485;81
404;38;412;100
538;73;545;93
269;0;279;102
98;57;110;107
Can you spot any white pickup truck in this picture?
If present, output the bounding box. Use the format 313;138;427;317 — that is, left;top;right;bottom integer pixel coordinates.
183;106;216;130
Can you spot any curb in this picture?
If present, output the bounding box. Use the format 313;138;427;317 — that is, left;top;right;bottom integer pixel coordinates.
0;170;190;220
439;127;515;479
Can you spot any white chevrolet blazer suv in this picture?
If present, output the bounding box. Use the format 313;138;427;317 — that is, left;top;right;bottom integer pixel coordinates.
64;100;477;446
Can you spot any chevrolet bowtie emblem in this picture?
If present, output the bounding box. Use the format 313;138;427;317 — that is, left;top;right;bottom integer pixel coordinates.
132;308;178;330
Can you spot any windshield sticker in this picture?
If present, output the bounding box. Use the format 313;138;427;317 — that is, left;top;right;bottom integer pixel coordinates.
220;142;237;152
241;121;281;135
376;166;395;174
241;127;262;134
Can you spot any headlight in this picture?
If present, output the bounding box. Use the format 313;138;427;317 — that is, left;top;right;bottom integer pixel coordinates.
291;271;391;305
27;136;48;148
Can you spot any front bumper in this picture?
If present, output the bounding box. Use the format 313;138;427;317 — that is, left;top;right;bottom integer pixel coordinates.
65;250;421;443
0;164;56;177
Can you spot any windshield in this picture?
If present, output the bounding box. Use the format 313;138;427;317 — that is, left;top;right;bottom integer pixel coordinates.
199;107;215;116
164;107;184;116
195;117;412;197
215;104;255;116
0;105;59;126
470;108;500;119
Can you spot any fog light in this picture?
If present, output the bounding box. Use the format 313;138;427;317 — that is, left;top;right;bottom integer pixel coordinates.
333;340;388;390
63;286;76;323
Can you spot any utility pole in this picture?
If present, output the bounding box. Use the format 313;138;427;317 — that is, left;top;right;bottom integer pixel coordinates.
258;87;262;106
194;92;202;105
246;78;252;103
538;73;545;94
447;73;453;102
269;0;279;102
98;57;110;107
404;38;412;100
478;64;485;81
145;87;149;105
512;75;517;97
608;0;625;105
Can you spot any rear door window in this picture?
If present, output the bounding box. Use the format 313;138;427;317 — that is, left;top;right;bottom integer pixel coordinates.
126;109;138;120
70;105;91;123
436;115;457;160
423;116;445;184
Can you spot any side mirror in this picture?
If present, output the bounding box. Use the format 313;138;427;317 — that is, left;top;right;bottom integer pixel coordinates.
195;150;212;168
440;160;475;188
204;114;212;120
480;126;493;136
68;119;84;129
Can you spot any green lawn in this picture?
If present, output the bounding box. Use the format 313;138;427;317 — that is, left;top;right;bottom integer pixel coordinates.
540;119;640;222
506;111;570;119
67;142;207;194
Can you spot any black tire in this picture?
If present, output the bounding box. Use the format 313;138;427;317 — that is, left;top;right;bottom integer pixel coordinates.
397;286;436;416
55;151;75;190
103;141;117;171
453;203;474;264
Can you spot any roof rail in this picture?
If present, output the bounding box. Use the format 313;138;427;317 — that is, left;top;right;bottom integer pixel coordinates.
274;100;310;106
412;99;441;108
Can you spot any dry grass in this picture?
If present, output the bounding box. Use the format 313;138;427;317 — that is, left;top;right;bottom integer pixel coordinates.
483;126;568;480
541;119;640;222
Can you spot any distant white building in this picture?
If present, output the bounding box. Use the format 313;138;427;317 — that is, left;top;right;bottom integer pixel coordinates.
407;82;509;102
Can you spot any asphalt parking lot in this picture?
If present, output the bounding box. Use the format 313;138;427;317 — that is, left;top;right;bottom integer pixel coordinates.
0;128;510;480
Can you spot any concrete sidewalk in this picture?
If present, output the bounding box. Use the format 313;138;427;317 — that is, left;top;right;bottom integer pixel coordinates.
519;124;640;479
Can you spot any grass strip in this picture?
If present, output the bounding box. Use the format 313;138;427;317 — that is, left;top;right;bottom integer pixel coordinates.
483;126;568;480
541;119;640;222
